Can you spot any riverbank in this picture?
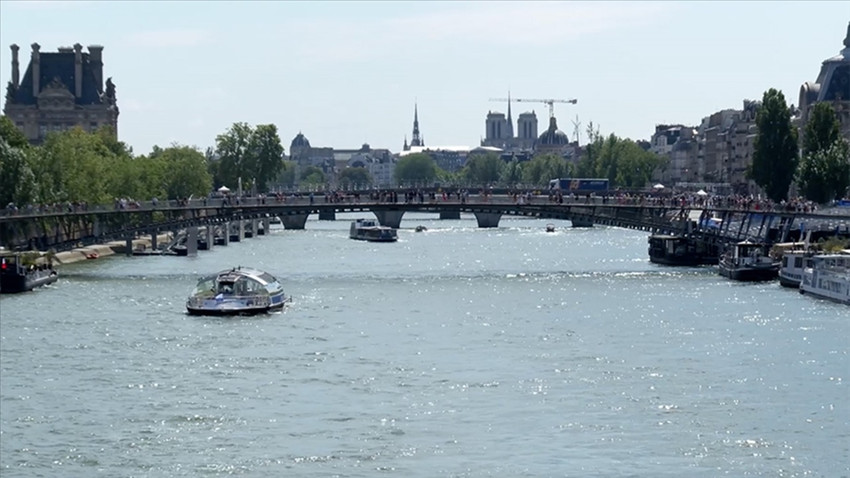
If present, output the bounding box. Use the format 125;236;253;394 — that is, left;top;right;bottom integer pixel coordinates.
53;233;173;265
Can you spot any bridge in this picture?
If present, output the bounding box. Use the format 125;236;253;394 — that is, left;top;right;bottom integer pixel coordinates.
1;194;848;256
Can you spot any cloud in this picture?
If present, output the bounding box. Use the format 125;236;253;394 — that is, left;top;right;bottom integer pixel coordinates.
278;2;671;64
124;29;213;48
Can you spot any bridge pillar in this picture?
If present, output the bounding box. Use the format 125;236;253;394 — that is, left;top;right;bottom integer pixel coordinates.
202;226;212;249
125;236;133;256
373;210;405;228
571;217;593;228
150;231;157;251
318;210;336;221
281;214;309;230
221;223;230;246
440;211;460;220
93;217;101;237
229;221;243;242
187;226;198;257
473;212;501;228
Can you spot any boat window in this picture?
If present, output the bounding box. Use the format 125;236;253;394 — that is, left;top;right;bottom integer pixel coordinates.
218;281;235;294
794;257;802;268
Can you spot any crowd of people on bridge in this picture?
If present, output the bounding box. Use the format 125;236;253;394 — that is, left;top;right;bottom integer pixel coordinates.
2;187;842;218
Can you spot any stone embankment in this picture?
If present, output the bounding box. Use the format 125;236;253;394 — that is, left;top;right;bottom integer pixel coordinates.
54;233;173;265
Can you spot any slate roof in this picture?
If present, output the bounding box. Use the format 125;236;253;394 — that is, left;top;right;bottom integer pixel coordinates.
11;51;102;105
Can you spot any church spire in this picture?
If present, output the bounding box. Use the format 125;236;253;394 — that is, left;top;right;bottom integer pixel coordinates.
410;102;423;147
506;91;514;139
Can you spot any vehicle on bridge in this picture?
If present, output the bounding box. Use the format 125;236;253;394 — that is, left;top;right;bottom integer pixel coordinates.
0;252;58;293
350;219;398;242
186;267;290;316
548;178;609;193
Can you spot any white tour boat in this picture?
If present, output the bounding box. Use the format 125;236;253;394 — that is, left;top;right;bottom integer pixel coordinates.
349;218;398;242
799;252;850;305
186;267;290;315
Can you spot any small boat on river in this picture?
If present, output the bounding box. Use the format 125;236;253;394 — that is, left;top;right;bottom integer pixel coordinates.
648;234;719;266
0;252;59;293
718;240;780;282
186;267;290;316
349;218;398;242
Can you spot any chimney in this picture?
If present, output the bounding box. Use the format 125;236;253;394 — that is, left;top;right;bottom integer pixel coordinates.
74;43;82;98
10;44;19;88
87;45;103;93
31;43;40;95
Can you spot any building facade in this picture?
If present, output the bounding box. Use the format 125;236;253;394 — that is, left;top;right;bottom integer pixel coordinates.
798;22;850;144
4;43;118;144
289;132;397;188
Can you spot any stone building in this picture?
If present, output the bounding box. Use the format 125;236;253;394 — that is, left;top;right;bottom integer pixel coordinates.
650;124;699;185
4;43;118;144
289;132;396;188
481;97;539;151
798;22;850;144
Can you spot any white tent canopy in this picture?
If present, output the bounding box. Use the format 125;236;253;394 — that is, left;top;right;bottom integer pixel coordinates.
217;186;231;193
652;184;665;189
696;189;708;196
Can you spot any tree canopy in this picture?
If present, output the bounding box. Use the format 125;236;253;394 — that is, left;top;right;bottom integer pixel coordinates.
338;166;373;189
462;153;504;186
394;153;438;186
751;88;799;202
213;122;284;193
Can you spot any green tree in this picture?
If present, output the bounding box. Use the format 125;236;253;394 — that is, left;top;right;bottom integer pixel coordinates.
614;142;664;188
798;138;850;203
751;88;799;202
522;153;571;186
463;153;504;186
338;166;373;189
156;145;213;199
248;124;284;192
394;153;438;186
500;157;524;186
36;127;114;204
0;137;36;207
576;121;602;178
300;166;325;186
214;122;254;191
0;115;29;149
802;102;841;157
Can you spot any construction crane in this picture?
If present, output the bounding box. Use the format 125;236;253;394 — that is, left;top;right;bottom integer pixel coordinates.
489;97;577;119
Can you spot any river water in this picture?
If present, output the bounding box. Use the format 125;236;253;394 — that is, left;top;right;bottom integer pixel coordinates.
1;213;847;477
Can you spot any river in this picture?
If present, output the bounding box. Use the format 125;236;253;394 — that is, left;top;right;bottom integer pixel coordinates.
1;212;847;477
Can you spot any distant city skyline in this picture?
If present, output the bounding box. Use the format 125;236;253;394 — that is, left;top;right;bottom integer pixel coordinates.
0;1;845;155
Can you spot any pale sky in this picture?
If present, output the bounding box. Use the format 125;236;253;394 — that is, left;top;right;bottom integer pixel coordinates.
0;1;847;156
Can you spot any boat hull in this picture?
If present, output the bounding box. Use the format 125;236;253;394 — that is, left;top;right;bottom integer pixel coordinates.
718;264;779;282
186;295;288;316
0;269;59;293
186;301;285;316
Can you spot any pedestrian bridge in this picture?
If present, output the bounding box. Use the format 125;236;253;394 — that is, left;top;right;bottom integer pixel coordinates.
1;194;847;254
